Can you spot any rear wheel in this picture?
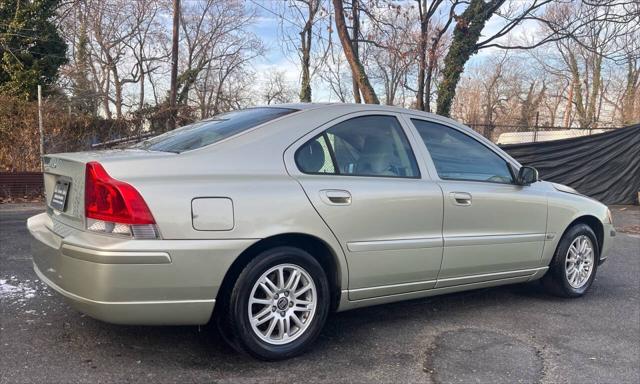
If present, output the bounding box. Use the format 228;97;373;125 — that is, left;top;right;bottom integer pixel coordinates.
223;246;330;360
543;223;599;297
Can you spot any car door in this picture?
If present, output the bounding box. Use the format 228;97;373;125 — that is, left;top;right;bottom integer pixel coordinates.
407;117;548;287
285;113;444;300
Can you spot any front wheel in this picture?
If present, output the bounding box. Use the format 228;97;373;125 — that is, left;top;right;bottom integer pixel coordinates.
543;223;599;297
225;246;330;360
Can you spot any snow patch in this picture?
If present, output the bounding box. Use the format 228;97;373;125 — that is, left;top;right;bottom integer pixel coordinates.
0;277;41;306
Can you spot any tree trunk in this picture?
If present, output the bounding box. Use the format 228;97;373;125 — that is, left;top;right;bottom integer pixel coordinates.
111;64;123;120
586;54;602;127
424;47;438;113
300;28;312;102
139;45;145;110
168;0;180;130
564;79;574;128
567;51;588;128
416;10;428;111
333;0;378;104
103;71;112;120
622;60;639;124
436;0;502;117
351;0;361;103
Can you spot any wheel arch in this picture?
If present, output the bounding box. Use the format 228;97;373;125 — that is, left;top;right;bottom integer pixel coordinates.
563;215;604;256
214;233;343;316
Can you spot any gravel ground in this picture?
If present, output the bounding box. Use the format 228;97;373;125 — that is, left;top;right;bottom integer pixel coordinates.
1;203;638;384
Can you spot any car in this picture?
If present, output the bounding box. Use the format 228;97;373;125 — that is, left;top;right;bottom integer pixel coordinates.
27;103;615;360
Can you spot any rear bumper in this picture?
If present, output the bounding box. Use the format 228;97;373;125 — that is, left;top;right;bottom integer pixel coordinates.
27;212;255;325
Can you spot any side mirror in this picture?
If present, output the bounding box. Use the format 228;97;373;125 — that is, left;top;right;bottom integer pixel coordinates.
517;166;539;185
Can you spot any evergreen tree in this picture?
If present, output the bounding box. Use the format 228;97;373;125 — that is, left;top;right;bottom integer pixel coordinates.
0;0;67;100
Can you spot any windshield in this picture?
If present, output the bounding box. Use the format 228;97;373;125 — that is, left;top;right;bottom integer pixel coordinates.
134;107;297;153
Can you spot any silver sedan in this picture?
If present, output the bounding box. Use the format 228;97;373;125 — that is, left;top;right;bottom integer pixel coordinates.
28;103;615;360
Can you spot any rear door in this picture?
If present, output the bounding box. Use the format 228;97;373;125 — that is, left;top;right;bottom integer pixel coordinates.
285;112;444;300
407;118;548;287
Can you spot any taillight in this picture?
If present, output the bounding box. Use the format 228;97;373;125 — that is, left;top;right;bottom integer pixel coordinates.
85;162;158;238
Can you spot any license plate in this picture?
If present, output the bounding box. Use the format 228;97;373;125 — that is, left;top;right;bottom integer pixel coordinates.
50;179;70;212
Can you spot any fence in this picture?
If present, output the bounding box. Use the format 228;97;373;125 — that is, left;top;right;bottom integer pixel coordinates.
466;123;616;144
0;172;44;200
501;124;640;205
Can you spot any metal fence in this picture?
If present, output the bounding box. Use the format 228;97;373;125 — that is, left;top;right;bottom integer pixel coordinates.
0;172;44;200
466;123;616;144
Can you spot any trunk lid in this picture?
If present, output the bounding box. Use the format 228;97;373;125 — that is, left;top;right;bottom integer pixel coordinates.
43;149;171;232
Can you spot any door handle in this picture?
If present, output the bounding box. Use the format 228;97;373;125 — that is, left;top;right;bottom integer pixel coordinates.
320;189;352;205
451;192;472;206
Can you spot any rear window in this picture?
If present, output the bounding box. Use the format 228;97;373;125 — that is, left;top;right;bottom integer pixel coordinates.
134;107;297;152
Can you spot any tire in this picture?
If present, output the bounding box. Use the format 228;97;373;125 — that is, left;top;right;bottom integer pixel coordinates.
223;246;330;360
543;223;600;298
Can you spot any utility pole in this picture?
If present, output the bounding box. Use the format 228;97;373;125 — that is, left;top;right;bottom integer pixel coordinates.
38;85;44;171
168;0;180;131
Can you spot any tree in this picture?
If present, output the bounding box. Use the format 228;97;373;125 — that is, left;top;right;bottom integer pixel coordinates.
332;0;378;103
270;1;330;103
128;0;170;111
261;70;296;105
479;52;513;138
368;6;417;106
66;2;99;116
169;0;180;129
436;0;554;117
85;0;142;119
518;80;546;127
545;2;634;128
318;42;352;102
414;0;460;111
298;1;320;102
0;0;67;100
436;0;502;116
179;0;262;116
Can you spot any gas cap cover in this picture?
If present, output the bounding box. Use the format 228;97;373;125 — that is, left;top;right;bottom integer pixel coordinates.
191;197;234;231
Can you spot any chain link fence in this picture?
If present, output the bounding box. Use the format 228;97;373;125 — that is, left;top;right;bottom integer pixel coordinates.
466;123;617;145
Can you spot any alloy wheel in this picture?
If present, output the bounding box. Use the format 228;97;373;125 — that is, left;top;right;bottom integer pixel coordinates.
248;263;317;345
565;235;595;289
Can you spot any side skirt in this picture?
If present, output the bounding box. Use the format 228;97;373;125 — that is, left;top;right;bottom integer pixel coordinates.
337;267;548;312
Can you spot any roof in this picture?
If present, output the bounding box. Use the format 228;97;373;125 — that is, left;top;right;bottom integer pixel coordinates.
263;102;442;117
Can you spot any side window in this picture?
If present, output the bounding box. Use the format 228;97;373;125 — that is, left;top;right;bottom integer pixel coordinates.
296;135;335;174
411;119;514;183
295;115;419;178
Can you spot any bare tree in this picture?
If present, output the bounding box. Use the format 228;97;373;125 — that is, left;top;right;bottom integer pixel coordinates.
318;41;352;102
261;70;297;105
332;0;378;103
86;0;143;119
414;0;460;111
269;1;331;102
479;52;512;138
178;0;260;109
298;1;321;102
120;0;170;112
368;7;417;105
169;0;180;129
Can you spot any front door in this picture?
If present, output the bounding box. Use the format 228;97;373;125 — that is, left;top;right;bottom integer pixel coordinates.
409;118;547;287
288;114;444;300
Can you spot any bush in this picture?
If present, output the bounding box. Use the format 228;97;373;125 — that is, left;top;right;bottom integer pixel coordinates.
0;95;135;171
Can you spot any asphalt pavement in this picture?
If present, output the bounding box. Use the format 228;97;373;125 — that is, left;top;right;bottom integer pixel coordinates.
1;203;638;384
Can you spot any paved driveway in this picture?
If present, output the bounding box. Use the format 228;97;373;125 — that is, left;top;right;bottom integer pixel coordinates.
1;204;638;383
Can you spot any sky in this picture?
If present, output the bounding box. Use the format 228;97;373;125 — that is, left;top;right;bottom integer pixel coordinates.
242;0;546;103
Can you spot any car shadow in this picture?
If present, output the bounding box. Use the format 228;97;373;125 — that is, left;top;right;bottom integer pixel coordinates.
74;280;556;370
